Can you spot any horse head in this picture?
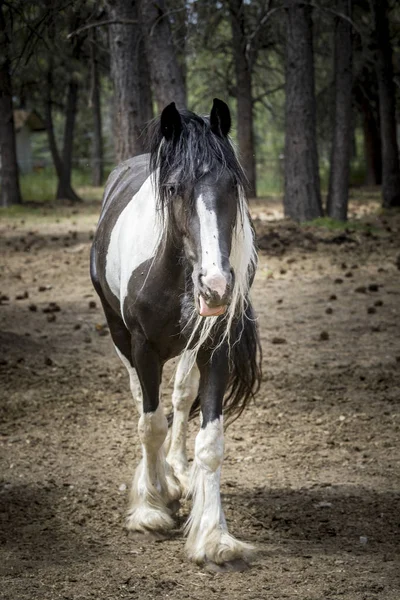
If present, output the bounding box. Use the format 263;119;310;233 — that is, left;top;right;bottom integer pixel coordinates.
155;99;245;318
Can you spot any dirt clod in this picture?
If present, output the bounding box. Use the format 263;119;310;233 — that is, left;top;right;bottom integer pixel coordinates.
271;336;287;345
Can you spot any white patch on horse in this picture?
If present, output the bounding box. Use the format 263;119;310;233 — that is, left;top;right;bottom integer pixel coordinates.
105;174;162;316
185;417;253;564
196;193;228;298
166;351;200;494
126;403;181;533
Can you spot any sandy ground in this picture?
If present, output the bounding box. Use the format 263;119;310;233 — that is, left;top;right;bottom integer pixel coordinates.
0;195;399;600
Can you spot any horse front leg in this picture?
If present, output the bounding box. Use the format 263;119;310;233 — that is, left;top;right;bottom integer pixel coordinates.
126;336;180;533
185;347;253;566
167;351;200;495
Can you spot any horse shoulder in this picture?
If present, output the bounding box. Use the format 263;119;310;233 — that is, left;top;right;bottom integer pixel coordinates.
105;175;163;309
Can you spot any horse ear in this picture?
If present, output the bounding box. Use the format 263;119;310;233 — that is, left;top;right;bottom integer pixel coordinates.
160;102;182;142
210;98;231;137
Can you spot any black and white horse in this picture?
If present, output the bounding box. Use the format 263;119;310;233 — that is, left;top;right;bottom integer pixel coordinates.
90;99;261;567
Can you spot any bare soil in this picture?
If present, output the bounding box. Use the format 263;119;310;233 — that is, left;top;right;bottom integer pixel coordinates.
1;196;399;600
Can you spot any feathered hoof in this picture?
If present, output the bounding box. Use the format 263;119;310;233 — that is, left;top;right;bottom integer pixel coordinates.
126;503;175;533
186;530;254;566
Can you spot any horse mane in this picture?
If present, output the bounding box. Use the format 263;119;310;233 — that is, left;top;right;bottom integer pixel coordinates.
148;109;247;214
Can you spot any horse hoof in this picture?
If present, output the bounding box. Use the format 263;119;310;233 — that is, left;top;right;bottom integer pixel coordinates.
129;530;170;543
204;558;250;573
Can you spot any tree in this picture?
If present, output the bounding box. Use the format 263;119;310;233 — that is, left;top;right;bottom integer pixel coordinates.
371;0;400;208
228;0;256;196
140;0;186;111
89;28;103;186
283;0;322;222
0;1;22;207
354;69;382;186
44;3;83;202
107;0;152;161
327;0;353;220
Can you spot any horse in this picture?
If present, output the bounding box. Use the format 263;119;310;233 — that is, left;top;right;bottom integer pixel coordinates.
90;98;262;568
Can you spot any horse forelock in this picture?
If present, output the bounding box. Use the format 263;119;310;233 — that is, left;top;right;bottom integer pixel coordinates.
149;109;247;217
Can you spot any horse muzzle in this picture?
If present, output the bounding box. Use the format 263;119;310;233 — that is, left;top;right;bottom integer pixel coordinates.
197;269;233;317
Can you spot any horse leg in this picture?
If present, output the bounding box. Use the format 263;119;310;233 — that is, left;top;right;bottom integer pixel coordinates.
126;335;180;533
95;298;143;414
166;351;200;495
185;348;253;566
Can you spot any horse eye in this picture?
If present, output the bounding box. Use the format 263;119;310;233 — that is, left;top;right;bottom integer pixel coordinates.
168;186;176;197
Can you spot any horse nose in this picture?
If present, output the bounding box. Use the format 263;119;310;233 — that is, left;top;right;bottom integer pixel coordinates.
199;268;233;305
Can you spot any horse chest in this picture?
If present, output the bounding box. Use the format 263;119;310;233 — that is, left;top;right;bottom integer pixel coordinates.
122;264;194;361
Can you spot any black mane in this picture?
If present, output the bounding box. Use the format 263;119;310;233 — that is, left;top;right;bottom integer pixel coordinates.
149;109;247;212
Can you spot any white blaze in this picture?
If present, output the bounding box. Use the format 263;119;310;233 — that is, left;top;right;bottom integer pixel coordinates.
196;193;228;298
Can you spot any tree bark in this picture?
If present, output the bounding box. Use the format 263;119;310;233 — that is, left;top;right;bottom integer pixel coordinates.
90;29;104;187
44;2;81;203
107;0;151;162
138;32;153;126
229;0;257;197
361;98;382;185
372;0;400;208
284;0;322;222
140;0;186;111
0;1;22;207
56;79;81;201
327;0;353;221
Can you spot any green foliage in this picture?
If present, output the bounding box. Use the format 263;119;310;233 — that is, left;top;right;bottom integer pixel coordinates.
19;168;57;202
302;216;378;232
18;168;105;203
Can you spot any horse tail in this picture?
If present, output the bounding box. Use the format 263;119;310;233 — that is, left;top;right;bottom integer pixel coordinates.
183;300;262;427
222;300;262;425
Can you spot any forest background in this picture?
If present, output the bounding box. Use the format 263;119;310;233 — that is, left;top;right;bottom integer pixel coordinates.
0;0;400;222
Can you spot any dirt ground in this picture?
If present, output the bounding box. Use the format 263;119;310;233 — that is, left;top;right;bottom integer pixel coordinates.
1;194;399;600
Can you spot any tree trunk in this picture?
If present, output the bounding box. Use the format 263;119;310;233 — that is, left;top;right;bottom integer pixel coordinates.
229;0;257;197
138;32;153;126
361;99;382;185
372;0;400;208
56;79;81;201
140;0;186;111
44;3;81;203
107;0;150;162
0;1;22;207
284;0;322;222
90;29;104;187
327;0;353;221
